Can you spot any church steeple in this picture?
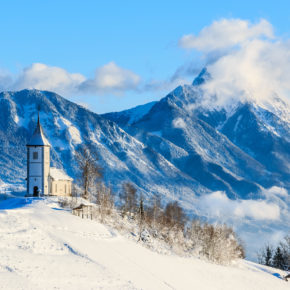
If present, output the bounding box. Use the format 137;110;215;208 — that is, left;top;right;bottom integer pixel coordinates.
26;110;51;196
27;112;50;147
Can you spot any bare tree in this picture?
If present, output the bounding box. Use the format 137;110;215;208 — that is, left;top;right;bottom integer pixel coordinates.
146;194;162;230
163;201;187;230
75;145;102;199
137;195;145;241
96;182;114;221
120;182;138;216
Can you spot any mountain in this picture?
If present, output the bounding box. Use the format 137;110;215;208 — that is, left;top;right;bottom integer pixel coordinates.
0;89;206;204
1;73;289;202
0;74;289;259
101;76;290;259
103;80;290;199
103;101;157;127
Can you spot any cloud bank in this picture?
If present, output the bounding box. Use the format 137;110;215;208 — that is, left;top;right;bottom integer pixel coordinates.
198;191;281;221
179;19;273;51
1;18;290;107
179;18;290;111
0;62;141;97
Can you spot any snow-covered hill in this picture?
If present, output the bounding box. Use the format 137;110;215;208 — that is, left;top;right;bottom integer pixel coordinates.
0;72;289;259
0;197;288;290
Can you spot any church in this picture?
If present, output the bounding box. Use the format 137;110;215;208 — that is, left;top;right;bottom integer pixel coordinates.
26;114;73;197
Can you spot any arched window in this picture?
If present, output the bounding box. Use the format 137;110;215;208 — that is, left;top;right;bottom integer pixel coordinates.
55;184;57;193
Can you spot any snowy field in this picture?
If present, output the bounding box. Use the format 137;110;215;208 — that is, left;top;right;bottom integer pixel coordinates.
0;197;289;290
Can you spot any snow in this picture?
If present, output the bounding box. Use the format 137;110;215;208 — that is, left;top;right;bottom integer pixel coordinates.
57;117;82;145
108;101;156;125
150;130;163;137
126;102;156;124
49;167;73;181
0;197;289;290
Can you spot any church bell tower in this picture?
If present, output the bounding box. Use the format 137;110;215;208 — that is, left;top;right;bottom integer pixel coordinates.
26;113;51;196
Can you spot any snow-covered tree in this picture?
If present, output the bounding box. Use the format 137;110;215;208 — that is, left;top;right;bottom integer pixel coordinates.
120;182;138;216
75;145;102;199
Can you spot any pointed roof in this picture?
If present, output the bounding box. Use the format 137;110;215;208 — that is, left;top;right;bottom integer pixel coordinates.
49;167;73;181
27;112;50;146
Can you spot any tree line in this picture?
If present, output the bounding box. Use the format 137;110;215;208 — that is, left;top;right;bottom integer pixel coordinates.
257;236;290;270
65;144;245;264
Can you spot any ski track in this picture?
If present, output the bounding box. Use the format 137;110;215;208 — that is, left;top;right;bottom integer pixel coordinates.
0;197;289;290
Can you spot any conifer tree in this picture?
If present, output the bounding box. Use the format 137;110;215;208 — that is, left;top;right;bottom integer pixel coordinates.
272;247;285;270
265;246;273;266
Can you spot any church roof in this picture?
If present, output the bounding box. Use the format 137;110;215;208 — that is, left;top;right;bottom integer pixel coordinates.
49;167;73;181
27;113;51;146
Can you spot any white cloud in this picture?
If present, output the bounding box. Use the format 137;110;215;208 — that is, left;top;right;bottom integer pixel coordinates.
172;117;186;129
179;19;273;51
14;63;85;96
198;191;281;221
262;186;288;198
80;62;141;93
1;62;141;97
179;18;290;114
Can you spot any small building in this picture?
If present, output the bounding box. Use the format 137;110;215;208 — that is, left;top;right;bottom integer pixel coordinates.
72;204;94;219
26;113;73;197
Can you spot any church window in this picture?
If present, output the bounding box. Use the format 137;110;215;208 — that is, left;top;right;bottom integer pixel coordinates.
33;152;38;160
65;184;67;194
55;184;57;192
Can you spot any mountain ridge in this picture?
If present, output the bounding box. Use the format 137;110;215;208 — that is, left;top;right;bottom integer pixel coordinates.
0;75;289;203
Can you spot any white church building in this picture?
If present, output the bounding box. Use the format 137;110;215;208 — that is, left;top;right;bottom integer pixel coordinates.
26;114;73;197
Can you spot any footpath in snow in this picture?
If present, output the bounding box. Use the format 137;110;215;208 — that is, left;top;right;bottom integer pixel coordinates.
0;197;288;290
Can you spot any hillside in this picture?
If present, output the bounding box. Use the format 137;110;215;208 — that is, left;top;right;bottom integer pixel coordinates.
0;80;289;259
0;89;205;202
0;196;289;290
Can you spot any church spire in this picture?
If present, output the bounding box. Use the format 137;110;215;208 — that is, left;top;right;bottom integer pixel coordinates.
27;110;50;147
37;109;40;128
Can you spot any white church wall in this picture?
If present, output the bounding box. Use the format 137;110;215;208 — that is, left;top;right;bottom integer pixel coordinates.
29;163;42;176
28;146;43;195
27;146;51;195
29;146;41;161
50;180;72;196
43;146;50;195
26;117;73;197
29;177;42;195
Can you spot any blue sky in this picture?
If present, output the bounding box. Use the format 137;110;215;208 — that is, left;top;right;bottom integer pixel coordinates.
1;0;290;113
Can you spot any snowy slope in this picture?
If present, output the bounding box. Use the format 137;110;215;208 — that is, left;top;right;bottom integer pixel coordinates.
103;101;157;127
0;197;289;290
0;81;289;260
101;73;290;259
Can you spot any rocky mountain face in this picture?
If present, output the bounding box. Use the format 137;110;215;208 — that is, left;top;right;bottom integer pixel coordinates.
0;72;289;208
103;73;290;200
